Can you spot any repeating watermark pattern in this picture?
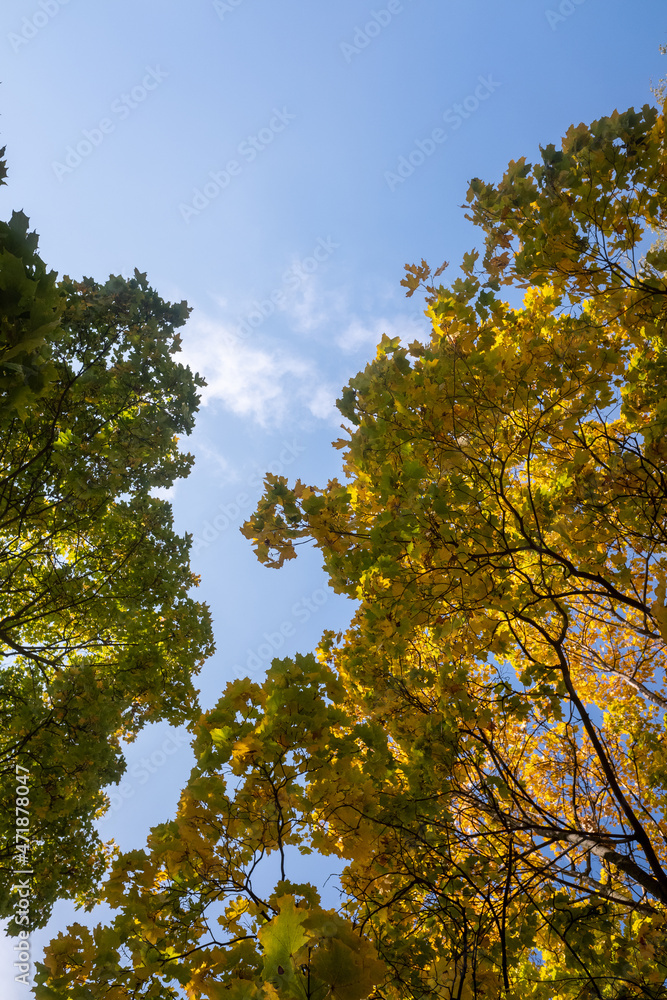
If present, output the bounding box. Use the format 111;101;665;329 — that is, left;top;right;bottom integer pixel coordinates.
545;0;587;30
179;107;296;224
232;237;340;343
12;764;32;985
213;0;246;19
8;0;72;54
100;730;191;818
384;74;501;191
51;66;168;181
191;439;306;555
232;586;329;679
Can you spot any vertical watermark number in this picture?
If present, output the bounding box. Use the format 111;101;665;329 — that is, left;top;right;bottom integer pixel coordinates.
12;764;32;985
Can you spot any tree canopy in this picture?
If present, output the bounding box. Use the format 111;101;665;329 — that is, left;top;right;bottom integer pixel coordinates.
38;100;667;998
0;152;214;931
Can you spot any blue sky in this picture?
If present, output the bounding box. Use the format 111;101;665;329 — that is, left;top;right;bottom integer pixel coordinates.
1;0;665;992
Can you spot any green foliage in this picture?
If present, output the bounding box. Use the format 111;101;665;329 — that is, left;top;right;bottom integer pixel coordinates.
238;101;667;997
34;655;386;1000
0;164;214;931
38;100;667;998
0;151;61;424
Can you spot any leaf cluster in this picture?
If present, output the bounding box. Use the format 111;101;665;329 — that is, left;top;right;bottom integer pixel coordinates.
39;99;667;997
0;178;214;930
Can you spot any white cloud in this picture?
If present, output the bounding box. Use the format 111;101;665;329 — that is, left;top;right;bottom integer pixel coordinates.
150;484;178;502
177;294;430;431
336;314;426;353
190;438;236;483
283;280;348;335
180;315;331;427
208;292;229;311
306;383;340;422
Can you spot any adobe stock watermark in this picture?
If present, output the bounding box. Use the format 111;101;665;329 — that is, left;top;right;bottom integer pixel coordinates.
51;66;168;181
230;236;340;343
191;439;305;555
213;0;246;19
232;585;329;679
179;107;296;223
545;0;586;30
100;730;191;817
339;0;408;63
12;764;32;986
8;0;72;54
384;74;501;192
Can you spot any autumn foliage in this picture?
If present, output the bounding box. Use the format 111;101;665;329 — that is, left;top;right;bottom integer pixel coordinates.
38;102;667;997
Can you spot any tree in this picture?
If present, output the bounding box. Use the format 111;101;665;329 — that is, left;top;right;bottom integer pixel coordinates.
38;102;667;997
0;147;60;428
243;101;667;995
0;153;214;932
35;655;387;1000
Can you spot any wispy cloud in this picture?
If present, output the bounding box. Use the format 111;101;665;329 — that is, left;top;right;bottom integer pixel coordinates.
191;438;236;483
336;313;426;353
306;383;340;422
180;274;429;430
180;315;333;427
283;279;337;334
219;238;345;342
